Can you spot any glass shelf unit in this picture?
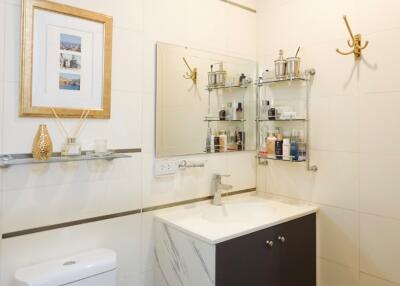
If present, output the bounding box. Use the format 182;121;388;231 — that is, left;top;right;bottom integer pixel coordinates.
0;152;132;168
204;119;246;122
256;76;308;86
257;118;307;122
256;69;317;171
205;75;255;153
206;84;248;91
256;154;306;163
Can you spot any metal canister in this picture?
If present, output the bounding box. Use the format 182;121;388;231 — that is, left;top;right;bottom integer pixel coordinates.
286;57;301;78
274;50;287;79
215;70;227;87
208;72;217;87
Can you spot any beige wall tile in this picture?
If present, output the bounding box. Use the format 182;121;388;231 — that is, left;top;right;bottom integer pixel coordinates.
360;214;400;284
360;273;399;286
318;258;359;286
317;205;359;269
360;154;400;220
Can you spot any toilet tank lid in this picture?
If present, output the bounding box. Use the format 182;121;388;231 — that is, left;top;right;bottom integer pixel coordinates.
14;248;117;286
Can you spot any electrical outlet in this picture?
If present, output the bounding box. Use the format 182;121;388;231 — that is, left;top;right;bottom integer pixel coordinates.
154;160;179;176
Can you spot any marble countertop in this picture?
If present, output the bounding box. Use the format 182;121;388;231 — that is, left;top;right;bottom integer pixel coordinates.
154;193;318;244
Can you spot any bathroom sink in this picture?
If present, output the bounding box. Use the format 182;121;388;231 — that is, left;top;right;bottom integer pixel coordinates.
155;193;318;244
201;201;276;224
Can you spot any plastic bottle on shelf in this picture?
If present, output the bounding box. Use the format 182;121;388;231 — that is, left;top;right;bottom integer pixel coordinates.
290;129;299;161
267;131;277;158
282;131;291;160
206;127;212;153
298;130;306;161
275;128;283;159
231;100;238;120
236;102;244;120
219;131;228;152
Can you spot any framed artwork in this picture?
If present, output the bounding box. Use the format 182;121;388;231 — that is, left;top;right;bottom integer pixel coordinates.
20;0;113;118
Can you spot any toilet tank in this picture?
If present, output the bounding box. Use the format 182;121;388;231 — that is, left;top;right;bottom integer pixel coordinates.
14;248;117;286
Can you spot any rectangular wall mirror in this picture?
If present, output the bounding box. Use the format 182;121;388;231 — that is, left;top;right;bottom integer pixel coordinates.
156;42;257;157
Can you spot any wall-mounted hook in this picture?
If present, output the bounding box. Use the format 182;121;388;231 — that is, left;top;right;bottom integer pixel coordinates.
336;15;369;59
182;57;197;84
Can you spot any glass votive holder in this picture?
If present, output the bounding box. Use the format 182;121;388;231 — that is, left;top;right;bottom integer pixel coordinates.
94;139;108;154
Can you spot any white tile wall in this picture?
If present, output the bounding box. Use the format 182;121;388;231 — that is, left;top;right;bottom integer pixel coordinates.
0;0;257;285
360;273;399;286
360;214;400;284
256;0;400;285
318;258;359;286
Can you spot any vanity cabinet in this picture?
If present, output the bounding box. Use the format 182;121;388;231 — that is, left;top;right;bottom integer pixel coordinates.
215;214;316;286
154;213;316;286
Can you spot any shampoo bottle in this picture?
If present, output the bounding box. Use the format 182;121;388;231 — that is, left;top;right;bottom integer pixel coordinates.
231;100;238;120
275;128;283;159
206;127;212;153
267;131;277;158
282;138;291;161
290;129;299;161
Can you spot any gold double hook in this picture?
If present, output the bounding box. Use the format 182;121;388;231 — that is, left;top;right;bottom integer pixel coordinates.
336;15;369;59
182;57;197;84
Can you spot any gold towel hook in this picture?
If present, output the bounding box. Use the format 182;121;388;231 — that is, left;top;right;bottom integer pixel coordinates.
336;15;369;59
182;57;197;84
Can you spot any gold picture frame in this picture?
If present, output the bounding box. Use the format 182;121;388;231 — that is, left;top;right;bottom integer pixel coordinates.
20;0;113;119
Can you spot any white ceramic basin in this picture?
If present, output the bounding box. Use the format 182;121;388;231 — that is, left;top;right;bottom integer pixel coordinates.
155;193;318;244
201;201;277;224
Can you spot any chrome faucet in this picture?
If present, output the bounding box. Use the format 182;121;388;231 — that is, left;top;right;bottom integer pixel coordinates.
212;174;233;206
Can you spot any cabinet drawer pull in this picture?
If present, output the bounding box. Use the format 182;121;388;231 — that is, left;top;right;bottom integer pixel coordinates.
278;236;286;243
265;240;274;248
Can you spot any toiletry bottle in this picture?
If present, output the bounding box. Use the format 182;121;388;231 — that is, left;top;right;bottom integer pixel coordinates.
214;133;220;153
237;131;245;151
260;126;268;153
219;104;226;120
226;102;232;120
206;127;212;153
267;131;277;158
275;128;283;159
268;100;276;120
290;129;299;161
282;137;291;161
298;130;306;161
236;102;243;120
231;100;238;120
227;130;236;151
261;100;269;120
219;131;227;152
239;73;246;86
210;132;215;153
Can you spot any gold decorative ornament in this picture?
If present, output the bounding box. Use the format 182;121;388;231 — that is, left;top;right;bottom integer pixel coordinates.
32;124;53;160
182;57;197;84
336;15;369;59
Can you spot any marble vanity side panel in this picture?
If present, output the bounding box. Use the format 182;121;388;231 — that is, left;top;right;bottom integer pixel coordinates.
154;220;216;286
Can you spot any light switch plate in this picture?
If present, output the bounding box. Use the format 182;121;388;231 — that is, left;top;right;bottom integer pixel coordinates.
154;159;179;176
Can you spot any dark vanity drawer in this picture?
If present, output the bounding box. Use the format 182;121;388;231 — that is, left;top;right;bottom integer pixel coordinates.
216;214;316;286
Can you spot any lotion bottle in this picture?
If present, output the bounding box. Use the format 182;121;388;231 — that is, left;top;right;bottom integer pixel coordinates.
290;129;299;161
275;128;283;159
282;138;291;161
267;131;277;158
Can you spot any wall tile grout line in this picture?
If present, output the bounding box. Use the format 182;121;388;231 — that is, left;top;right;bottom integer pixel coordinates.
1;188;256;239
218;0;257;13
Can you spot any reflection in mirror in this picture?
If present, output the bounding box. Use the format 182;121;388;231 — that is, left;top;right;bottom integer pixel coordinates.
156;42;257;157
